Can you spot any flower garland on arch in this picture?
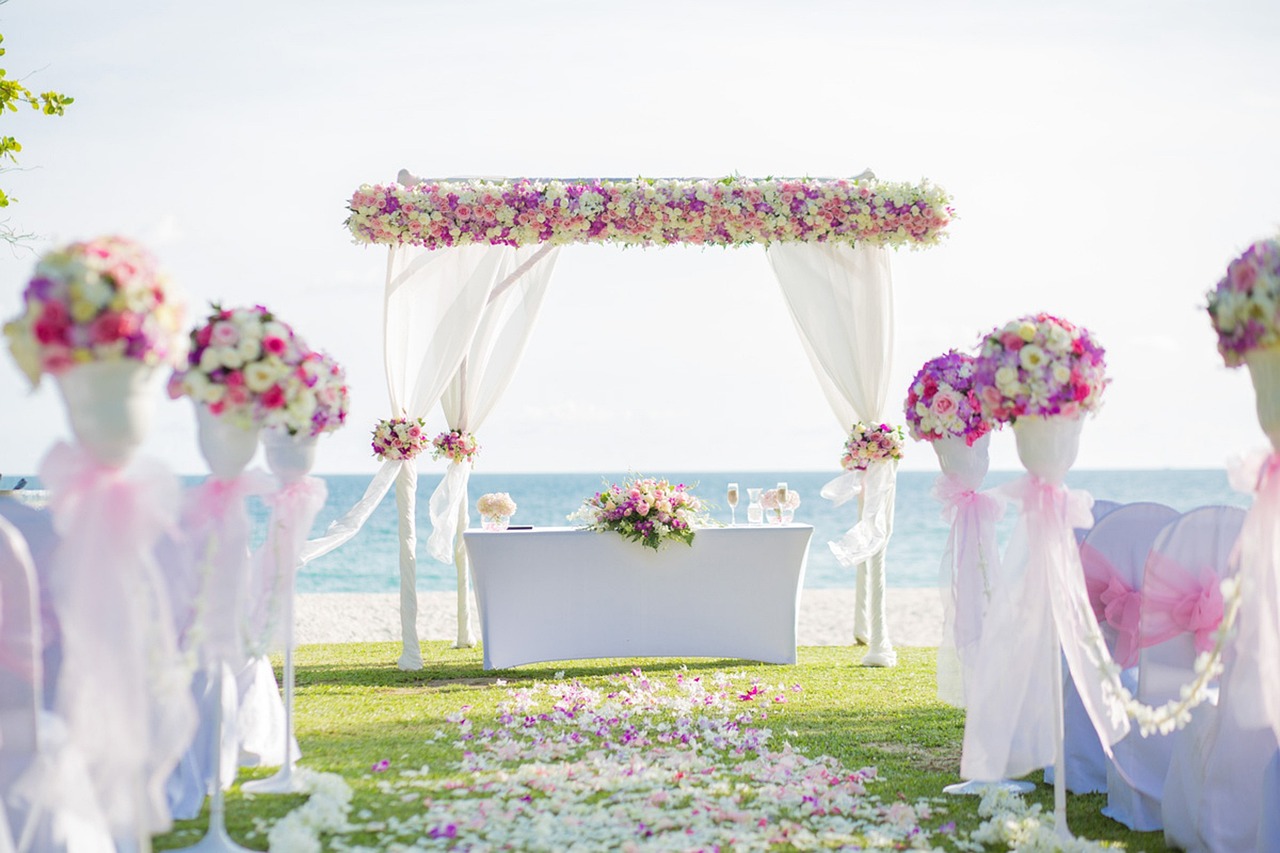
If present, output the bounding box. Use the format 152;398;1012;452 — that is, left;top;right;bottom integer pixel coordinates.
371;416;430;462
346;175;953;250
431;429;479;465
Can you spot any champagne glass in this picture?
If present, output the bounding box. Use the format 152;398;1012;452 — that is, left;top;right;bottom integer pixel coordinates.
776;482;789;523
727;482;739;526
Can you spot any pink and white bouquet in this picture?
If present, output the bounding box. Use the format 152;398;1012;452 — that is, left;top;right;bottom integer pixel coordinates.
371;415;430;461
288;350;350;437
841;422;906;470
903;351;993;446
1206;236;1280;367
570;475;707;550
169;304;310;430
476;492;517;519
973;313;1108;424
4;235;185;387
431;429;479;465
347;176;954;251
760;487;801;523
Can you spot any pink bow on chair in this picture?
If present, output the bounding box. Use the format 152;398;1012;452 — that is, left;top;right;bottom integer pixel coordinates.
1140;552;1224;654
1080;542;1142;669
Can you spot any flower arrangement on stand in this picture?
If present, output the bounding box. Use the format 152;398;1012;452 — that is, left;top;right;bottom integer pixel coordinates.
169;304;309;430
371;416;430;462
904;351;992;446
760;488;801;523
841;422;906;471
972;313;1108;425
570;475;708;550
3;235;186;388
431;429;480;465
476;492;517;531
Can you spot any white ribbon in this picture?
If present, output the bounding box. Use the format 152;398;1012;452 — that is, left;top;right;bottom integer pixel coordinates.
827;460;897;566
427;460;471;563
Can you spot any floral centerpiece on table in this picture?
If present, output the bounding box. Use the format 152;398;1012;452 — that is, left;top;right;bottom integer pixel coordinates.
903;351;993;446
841;422;907;470
476;492;517;520
371;415;430;461
4;235;185;387
760;488;801;522
1206;236;1280;367
431;429;479;465
973;313;1108;424
169;304;309;430
570;475;708;550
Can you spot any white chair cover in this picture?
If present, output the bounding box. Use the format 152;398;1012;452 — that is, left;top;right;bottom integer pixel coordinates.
164;663;238;822
427;244;559;647
1046;501;1178;794
1259;749;1280;852
0;514;111;852
767;242;897;661
1104;505;1245;831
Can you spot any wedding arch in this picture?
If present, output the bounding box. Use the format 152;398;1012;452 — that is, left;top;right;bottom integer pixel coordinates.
302;170;954;670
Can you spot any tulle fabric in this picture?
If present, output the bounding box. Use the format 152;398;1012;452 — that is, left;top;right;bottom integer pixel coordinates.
245;477;328;656
38;442;195;838
960;420;1129;781
931;465;1003;708
826;460;898;567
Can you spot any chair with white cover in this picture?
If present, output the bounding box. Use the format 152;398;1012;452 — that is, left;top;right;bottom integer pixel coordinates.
1046;500;1172;793
0;514;111;852
1103;504;1245;831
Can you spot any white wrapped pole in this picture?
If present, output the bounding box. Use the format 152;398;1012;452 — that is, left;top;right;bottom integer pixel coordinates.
453;496;475;648
396;464;422;670
854;493;870;644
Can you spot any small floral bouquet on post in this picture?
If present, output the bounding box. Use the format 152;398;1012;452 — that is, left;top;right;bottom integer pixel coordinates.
476;492;517;531
291;350;350;437
169;304;310;430
570;475;708;550
972;313;1108;424
431;429;480;465
841;422;906;470
4;235;186;387
760;487;801;523
371;415;430;461
903;351;993;446
1206;236;1280;367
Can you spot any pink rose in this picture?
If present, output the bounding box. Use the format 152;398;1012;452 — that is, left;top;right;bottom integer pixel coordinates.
33;302;71;344
1000;332;1024;350
260;385;285;408
1230;259;1259;291
90;311;136;345
930;390;958;417
210;321;239;347
262;335;287;356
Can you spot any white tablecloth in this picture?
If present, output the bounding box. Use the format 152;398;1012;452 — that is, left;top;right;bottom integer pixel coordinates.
463;525;812;669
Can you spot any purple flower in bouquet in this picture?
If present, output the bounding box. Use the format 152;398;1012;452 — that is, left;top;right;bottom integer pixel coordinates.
1206;236;1280;367
973;313;1108;424
372;415;430;461
840;422;906;471
4;235;185;387
903;350;993;446
431;429;480;465
571;475;708;550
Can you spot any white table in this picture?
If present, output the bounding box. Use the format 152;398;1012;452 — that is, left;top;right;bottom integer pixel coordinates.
464;525;812;669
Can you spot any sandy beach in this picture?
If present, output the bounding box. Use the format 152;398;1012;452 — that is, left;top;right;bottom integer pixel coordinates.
295;588;943;648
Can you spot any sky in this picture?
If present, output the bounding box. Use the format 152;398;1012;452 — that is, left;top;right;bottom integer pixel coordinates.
0;0;1278;477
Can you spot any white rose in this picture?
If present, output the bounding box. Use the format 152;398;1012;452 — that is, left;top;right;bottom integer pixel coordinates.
237;337;261;362
994;365;1019;389
243;361;279;393
1052;363;1071;384
199;347;223;374
220;347;245;370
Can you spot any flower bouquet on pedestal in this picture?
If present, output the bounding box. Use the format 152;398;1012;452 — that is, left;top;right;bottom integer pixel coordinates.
905;350;999;714
962;313;1119;835
477;492;517;531
570;475;708;550
3;236;194;845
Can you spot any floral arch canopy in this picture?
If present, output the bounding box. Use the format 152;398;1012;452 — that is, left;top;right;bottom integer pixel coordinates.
311;171;953;670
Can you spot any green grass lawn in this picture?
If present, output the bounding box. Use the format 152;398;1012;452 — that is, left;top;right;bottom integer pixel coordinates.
154;643;1168;851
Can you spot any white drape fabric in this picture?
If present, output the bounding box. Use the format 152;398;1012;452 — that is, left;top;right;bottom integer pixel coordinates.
300;243;547;669
960;417;1130;782
38;443;196;841
768;242;896;661
427;245;559;647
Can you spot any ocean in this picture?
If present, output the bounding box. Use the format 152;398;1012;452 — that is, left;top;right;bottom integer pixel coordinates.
283;469;1251;595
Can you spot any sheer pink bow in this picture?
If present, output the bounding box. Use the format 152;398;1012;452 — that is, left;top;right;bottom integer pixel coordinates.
246;476;327;655
1139;552;1223;654
1079;543;1142;669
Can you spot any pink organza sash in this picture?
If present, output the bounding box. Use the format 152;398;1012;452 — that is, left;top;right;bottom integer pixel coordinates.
1138;552;1223;654
181;471;273;668
1080;543;1143;669
1222;451;1280;737
961;474;1130;781
933;474;1004;708
246;476;327;654
39;441;195;837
